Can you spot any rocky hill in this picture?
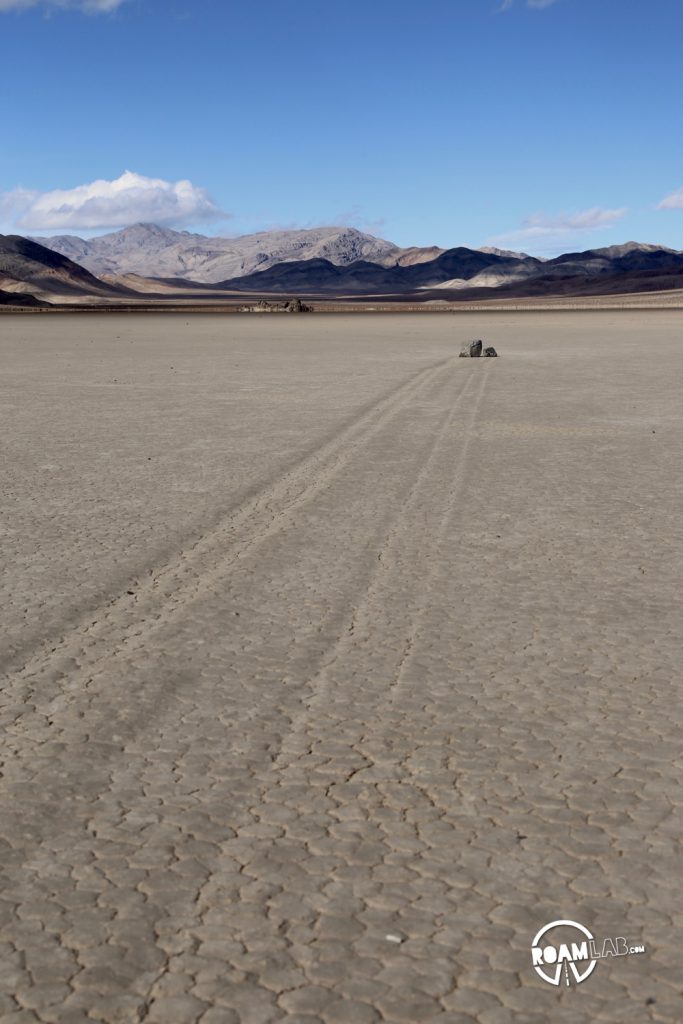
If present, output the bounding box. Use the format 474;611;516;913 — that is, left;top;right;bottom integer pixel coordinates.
30;224;412;284
0;235;133;304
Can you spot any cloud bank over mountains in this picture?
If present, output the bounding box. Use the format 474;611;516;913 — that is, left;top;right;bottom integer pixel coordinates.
0;0;125;11
488;206;628;253
0;171;226;232
2;168;680;256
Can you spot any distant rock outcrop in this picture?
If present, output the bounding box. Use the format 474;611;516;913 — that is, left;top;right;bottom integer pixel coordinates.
483;346;498;357
239;297;313;313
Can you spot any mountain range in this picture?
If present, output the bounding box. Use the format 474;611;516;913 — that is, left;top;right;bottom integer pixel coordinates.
29;224;445;284
216;240;683;299
1;225;681;306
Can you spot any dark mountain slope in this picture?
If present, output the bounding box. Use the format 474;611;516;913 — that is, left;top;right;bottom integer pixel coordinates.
214;243;683;298
0;235;134;301
216;248;542;294
0;287;48;307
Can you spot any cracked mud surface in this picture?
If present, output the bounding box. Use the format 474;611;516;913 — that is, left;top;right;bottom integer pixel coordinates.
1;312;682;1023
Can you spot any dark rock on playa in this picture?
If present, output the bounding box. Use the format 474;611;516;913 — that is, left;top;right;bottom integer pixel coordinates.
238;297;313;313
484;346;498;357
284;298;312;312
460;339;483;358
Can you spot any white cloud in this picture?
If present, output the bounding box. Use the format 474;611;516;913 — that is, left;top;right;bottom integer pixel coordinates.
487;206;628;254
657;187;683;210
0;171;227;231
499;0;559;10
523;207;627;231
0;0;125;12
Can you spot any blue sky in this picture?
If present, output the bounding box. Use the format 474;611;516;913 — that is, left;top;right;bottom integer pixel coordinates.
1;0;682;254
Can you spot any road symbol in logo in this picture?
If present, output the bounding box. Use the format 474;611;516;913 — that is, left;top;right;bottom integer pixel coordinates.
531;920;597;986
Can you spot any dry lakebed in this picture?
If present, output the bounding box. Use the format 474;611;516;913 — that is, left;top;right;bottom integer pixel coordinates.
0;311;681;1023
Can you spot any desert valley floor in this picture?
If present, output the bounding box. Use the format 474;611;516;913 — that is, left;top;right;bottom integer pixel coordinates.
1;311;682;1023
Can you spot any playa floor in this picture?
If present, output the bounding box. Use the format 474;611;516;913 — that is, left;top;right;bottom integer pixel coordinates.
1;312;682;1022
